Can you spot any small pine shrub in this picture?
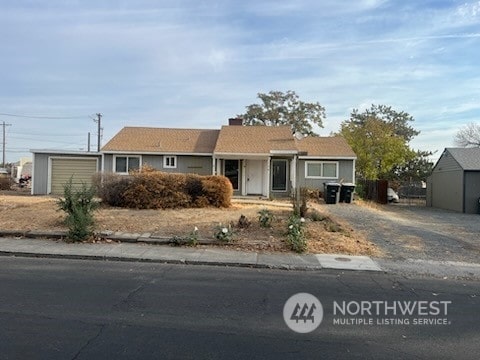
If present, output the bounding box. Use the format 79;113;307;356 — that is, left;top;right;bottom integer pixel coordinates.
57;178;99;242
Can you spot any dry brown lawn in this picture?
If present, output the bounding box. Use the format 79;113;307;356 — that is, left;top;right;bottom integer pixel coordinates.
0;193;381;256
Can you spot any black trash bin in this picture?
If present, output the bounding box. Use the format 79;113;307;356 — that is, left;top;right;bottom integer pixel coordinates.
340;183;356;203
324;182;341;204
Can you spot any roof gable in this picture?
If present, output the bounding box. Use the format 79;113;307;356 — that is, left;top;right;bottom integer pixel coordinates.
443;147;480;170
214;125;297;154
101;127;220;154
295;136;356;158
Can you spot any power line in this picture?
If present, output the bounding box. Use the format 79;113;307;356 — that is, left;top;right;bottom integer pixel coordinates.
0;112;89;119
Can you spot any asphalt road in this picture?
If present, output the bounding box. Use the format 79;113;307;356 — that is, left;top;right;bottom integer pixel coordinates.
0;257;479;360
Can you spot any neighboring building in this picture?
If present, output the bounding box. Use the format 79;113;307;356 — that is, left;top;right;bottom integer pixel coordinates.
427;147;480;214
11;157;32;182
31;119;357;196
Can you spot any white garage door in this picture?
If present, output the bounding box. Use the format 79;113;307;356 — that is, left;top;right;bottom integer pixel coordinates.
50;158;98;195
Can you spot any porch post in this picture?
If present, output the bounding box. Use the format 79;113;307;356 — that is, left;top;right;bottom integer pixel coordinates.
352;159;356;184
212;156;216;175
241;160;247;196
291;155;297;193
266;157;271;198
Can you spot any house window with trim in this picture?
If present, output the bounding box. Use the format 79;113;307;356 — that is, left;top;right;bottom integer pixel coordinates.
115;156;140;173
305;161;338;179
164;156;177;169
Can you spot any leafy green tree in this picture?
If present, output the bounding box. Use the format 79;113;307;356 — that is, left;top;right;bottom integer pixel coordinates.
240;90;325;136
388;150;434;182
349;104;419;142
340;116;413;179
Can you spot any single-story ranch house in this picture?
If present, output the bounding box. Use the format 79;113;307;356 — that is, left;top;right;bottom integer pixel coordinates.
427;147;480;214
31;119;357;197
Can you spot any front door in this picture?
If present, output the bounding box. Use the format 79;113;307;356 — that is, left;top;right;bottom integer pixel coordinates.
272;159;287;191
246;160;263;195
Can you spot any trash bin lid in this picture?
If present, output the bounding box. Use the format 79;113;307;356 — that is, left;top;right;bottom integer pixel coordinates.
341;183;355;187
325;182;341;186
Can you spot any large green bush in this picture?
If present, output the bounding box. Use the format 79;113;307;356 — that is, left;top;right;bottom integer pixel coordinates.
95;169;233;209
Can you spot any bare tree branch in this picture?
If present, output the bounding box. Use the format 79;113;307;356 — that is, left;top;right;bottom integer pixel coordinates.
454;122;480;147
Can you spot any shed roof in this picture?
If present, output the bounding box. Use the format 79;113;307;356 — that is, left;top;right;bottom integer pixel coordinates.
101;127;220;154
445;148;480;170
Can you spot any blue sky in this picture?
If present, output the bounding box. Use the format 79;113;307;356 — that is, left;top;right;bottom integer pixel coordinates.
1;0;479;163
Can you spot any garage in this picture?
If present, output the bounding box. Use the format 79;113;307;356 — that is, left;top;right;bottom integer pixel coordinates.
31;151;101;195
49;157;98;195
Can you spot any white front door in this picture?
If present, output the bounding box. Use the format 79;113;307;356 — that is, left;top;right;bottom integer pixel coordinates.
246;160;263;195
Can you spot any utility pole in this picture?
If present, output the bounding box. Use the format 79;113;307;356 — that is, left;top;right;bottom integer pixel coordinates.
87;132;91;152
1;121;12;168
93;113;103;152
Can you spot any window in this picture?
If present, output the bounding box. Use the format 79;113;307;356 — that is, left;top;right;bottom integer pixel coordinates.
305;161;338;179
164;156;177;169
114;156;140;173
224;160;239;190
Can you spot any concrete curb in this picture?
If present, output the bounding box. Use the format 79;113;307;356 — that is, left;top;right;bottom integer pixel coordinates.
0;232;384;272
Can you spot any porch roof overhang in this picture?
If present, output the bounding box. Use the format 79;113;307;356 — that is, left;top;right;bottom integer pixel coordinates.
298;155;357;160
214;152;270;159
269;150;299;156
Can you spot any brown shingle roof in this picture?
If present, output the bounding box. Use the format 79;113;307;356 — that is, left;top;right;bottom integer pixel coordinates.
296;136;356;158
214;125;297;154
101;127;220;154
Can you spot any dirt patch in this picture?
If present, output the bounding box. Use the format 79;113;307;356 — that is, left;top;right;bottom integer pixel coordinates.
0;194;381;256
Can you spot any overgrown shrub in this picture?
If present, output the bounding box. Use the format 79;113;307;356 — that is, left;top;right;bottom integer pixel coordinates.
286;214;307;253
201;176;233;208
93;173;132;207
94;168;233;209
57;179;99;242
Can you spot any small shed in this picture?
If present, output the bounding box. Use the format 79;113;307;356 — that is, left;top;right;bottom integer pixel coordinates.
427;148;480;214
31;150;102;195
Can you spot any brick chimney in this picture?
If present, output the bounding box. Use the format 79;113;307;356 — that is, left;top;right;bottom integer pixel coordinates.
228;117;243;126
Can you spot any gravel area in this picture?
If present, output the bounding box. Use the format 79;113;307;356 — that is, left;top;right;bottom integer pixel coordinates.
314;202;480;264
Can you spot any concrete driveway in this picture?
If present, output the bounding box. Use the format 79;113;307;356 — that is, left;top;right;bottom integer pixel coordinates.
317;202;480;264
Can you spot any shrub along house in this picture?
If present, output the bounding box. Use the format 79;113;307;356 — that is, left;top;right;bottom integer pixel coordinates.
31;118;357;197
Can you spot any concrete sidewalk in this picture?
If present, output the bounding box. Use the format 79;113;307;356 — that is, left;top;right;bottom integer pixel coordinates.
0;236;382;272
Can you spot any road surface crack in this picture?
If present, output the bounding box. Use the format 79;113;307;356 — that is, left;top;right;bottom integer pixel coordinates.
112;283;146;311
71;323;106;360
